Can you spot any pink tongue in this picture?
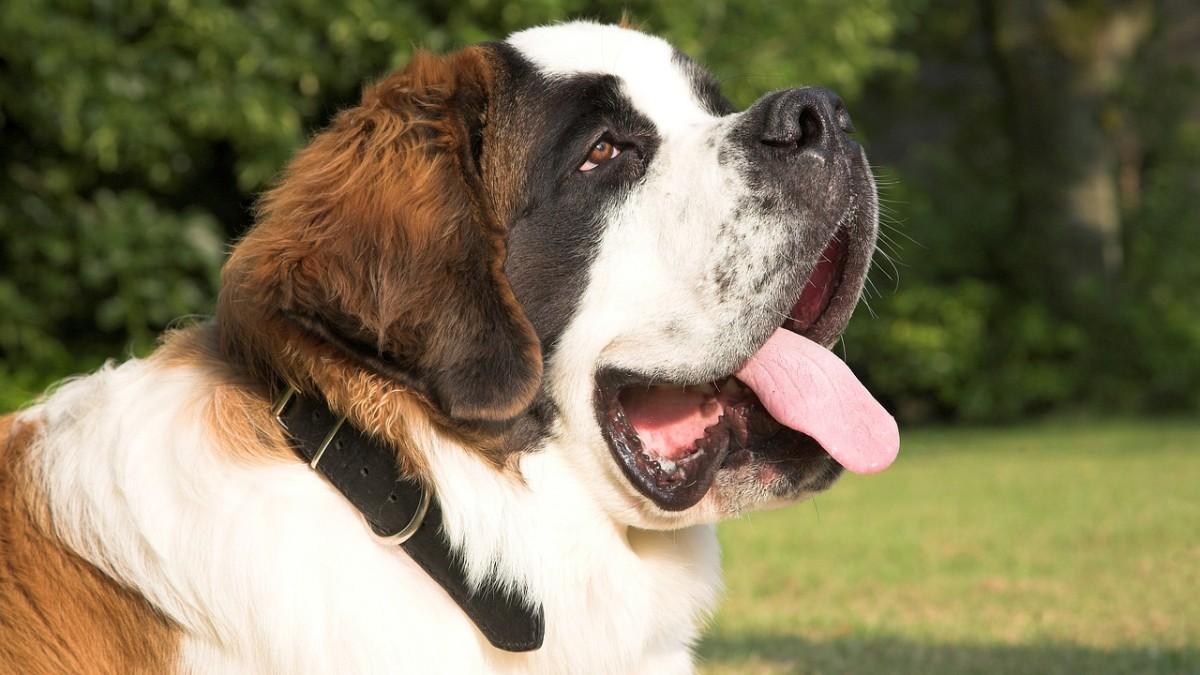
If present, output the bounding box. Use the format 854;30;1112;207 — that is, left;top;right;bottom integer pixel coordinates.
735;329;899;474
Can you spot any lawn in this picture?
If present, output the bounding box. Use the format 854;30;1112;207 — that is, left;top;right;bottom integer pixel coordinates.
698;419;1200;675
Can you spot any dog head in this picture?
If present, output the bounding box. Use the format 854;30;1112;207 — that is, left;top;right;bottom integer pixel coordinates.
218;21;897;526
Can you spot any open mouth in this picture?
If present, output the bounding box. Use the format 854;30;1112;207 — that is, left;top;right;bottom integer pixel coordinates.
596;225;899;511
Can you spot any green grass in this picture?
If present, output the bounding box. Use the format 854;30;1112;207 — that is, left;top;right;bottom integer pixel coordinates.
698;419;1200;674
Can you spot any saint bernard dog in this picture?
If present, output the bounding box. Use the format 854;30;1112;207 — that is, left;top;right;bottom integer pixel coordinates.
0;21;898;675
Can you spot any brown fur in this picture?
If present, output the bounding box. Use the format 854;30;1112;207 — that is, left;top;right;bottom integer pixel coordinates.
619;11;646;31
0;414;179;674
217;46;541;477
156;322;294;464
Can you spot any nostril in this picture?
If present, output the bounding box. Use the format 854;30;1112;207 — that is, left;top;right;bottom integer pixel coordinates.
796;105;825;151
759;88;846;152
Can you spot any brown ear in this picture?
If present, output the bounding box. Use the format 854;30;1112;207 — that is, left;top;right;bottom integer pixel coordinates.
221;47;541;424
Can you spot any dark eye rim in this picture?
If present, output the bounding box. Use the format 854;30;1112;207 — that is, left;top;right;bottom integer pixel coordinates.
577;130;639;174
578;129;624;169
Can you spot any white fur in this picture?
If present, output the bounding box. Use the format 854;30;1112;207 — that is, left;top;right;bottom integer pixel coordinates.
508;23;712;128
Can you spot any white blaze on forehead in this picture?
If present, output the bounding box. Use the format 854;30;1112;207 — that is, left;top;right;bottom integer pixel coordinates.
507;21;715;127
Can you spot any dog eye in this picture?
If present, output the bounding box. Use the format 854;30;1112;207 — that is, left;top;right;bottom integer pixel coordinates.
579;139;621;172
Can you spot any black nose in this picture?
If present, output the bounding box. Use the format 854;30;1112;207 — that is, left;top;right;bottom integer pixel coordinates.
759;87;853;156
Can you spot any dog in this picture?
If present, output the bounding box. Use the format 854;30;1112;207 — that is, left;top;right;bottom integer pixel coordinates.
0;21;898;674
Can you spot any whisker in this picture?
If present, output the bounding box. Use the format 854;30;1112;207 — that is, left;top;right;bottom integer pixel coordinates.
858;293;878;319
872;248;902;289
865;274;883;299
879;223;925;249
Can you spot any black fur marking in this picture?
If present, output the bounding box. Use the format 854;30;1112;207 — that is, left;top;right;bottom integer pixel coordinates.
672;50;734;117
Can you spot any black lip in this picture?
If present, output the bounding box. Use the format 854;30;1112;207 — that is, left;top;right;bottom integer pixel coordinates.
797;170;877;348
593;202;876;512
596;374;733;511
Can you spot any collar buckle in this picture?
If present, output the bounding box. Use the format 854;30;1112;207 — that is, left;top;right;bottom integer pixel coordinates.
272;385;431;545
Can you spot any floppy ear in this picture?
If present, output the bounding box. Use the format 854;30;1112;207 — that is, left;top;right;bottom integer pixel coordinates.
225;47;541;424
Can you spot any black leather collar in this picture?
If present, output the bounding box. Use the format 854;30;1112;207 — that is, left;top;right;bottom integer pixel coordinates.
272;386;544;652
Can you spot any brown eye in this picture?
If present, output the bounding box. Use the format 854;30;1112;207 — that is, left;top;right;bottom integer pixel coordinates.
580;138;622;172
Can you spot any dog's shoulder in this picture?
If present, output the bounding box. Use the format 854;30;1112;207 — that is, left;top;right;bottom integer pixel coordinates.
0;402;178;674
0;322;278;674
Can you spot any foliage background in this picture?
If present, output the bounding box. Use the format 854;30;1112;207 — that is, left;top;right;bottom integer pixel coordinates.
1;0;1198;420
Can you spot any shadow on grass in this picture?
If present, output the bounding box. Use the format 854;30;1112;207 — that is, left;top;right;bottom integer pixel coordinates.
699;632;1197;675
